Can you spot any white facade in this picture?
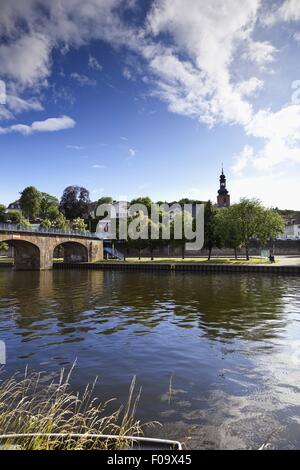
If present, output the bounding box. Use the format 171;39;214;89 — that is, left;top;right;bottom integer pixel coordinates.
111;201;129;219
283;218;300;239
94;201;129;239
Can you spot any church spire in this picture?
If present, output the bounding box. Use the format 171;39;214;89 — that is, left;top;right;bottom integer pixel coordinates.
217;167;230;208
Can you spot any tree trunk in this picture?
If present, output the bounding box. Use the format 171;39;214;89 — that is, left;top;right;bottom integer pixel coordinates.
151;248;154;261
182;245;185;260
245;245;249;261
208;247;212;260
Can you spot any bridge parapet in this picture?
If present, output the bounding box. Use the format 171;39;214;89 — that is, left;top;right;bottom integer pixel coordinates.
0;223;98;239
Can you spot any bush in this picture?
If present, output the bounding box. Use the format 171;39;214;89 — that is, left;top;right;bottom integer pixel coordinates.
6;211;22;224
19;218;32;229
72;218;88;232
40;219;52;229
0;242;9;252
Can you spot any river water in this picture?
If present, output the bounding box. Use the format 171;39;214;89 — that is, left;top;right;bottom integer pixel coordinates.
0;269;299;449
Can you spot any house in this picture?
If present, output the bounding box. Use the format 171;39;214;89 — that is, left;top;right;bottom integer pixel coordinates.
283;215;300;239
111;200;129;219
6;200;22;213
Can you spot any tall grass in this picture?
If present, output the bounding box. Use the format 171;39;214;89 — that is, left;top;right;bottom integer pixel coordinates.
0;365;153;450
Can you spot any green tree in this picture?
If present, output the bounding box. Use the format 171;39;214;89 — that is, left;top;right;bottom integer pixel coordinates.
19;186;42;220
97;196;113;206
0;204;6;223
216;207;243;259
39;193;59;220
130;197;152;213
204;201;222;260
146;218;162;261
53;213;70;230
47;205;60;221
256;208;285;247
171;210;194;259
59;186;91;220
231;199;285;260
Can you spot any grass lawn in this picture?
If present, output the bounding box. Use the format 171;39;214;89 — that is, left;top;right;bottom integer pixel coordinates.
0;257;13;263
100;257;270;265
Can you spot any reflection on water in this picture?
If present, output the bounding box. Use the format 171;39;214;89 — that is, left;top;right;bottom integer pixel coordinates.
0;269;299;449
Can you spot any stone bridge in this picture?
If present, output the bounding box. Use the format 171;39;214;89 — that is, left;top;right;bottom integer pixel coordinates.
0;228;103;270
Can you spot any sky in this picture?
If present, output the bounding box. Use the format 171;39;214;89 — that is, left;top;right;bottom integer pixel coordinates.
0;0;300;209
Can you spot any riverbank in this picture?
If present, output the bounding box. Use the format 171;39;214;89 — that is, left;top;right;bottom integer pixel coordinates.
1;256;299;274
54;259;300;275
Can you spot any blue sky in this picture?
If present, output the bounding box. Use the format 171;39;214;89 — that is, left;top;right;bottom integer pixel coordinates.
0;0;300;209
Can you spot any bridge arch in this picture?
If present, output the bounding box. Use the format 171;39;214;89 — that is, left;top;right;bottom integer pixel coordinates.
53;241;88;264
3;239;41;270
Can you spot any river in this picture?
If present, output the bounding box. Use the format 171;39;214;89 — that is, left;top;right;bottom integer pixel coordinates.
0;269;299;449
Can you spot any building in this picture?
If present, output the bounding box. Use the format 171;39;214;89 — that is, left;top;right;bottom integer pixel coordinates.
92;200;129;239
6;200;22;213
217;168;230;208
283;215;300;239
111;200;129;219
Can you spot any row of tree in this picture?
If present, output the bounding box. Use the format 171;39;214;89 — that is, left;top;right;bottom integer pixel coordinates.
1;186;285;259
204;199;284;260
110;198;284;260
0;185;91;231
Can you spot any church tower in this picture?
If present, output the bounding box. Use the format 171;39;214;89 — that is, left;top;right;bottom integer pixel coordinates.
217;167;230;208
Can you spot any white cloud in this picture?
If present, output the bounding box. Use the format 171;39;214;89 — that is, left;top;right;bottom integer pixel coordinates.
0;32;51;89
230;172;300;209
0;106;14;121
0;115;76;135
232;145;254;175
0;0;299;197
0;0;267;130
264;0;300;25
236;77;264;97
66;144;85;150
0;0;136;90
243;41;277;65
88;55;102;71
6;95;44;114
92;164;106;169
122;67;133;80
70;73;96;86
143;0;263;127
0;94;44;122
246;105;300;140
233;105;300;173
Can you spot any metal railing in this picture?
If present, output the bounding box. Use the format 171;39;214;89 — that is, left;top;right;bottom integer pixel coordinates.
0;223;96;239
104;246;124;260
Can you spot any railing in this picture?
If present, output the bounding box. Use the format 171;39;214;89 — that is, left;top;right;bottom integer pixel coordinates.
104;246;124;260
0;223;97;239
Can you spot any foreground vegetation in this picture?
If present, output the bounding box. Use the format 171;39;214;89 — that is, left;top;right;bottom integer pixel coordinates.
0;366;151;450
